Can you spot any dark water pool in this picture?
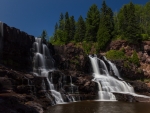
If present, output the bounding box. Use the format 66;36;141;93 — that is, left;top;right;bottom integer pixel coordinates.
45;101;150;113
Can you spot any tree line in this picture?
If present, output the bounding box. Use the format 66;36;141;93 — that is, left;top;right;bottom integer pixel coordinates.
49;1;150;51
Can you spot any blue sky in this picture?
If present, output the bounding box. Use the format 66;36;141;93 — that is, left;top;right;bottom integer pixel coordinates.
0;0;148;38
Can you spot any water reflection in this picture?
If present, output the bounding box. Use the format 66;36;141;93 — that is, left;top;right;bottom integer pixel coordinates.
45;101;150;113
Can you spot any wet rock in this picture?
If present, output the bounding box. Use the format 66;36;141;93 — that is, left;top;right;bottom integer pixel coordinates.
130;81;150;94
0;93;43;113
113;92;150;102
25;101;43;113
0;77;12;92
76;76;98;94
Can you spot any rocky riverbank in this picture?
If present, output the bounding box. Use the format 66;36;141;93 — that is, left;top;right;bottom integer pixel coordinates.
0;63;97;113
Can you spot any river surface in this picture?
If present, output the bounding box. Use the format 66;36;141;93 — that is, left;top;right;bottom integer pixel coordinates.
45;101;150;113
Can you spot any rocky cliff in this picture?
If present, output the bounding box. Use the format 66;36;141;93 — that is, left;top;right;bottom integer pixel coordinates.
53;43;97;95
0;22;35;71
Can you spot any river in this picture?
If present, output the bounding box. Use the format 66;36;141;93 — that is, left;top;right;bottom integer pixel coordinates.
45;101;150;113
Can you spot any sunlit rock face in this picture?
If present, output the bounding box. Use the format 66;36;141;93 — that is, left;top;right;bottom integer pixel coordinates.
109;40;150;78
0;22;35;70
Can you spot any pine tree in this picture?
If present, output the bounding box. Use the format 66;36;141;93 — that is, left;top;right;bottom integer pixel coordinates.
107;7;114;34
41;30;48;41
143;2;150;35
97;25;111;50
121;2;141;43
59;13;64;30
85;4;100;42
131;50;140;66
113;12;119;37
118;2;141;42
97;0;114;50
69;16;75;41
74;15;86;42
64;12;70;43
53;22;58;41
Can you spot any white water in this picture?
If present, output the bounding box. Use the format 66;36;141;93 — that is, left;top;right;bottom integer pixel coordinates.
104;57;122;80
89;55;135;100
33;38;64;104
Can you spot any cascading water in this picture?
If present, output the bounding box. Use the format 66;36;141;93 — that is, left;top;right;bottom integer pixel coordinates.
0;22;3;63
33;38;63;104
103;56;122;80
89;55;134;100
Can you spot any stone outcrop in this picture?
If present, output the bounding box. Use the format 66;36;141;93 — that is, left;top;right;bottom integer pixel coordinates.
0;23;35;71
54;43;91;72
0;65;47;112
0;93;43;113
53;43;97;95
130;81;150;96
109;40;150;78
0;64;98;112
113;92;150;102
112;60;145;80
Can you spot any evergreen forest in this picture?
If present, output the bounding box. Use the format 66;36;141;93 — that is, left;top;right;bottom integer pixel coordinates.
48;1;150;52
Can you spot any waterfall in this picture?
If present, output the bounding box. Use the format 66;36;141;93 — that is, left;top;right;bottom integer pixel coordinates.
104;57;122;80
33;38;64;104
0;22;3;63
89;55;134;100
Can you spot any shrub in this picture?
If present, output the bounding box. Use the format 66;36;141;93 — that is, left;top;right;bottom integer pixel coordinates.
130;50;140;66
106;50;125;60
82;41;92;54
124;61;130;68
141;34;149;41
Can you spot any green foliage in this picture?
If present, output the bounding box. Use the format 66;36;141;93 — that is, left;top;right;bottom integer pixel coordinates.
143;78;150;83
106;50;125;60
53;23;58;41
123;61;130;69
50;30;67;45
97;26;111;50
118;2;141;43
143;2;150;35
93;43;99;54
64;12;70;43
69;16;75;41
59;13;64;30
82;41;92;54
141;34;149;41
85;4;100;42
50;1;150;47
97;1;114;51
74;16;86;42
130;51;140;66
41;30;48;41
